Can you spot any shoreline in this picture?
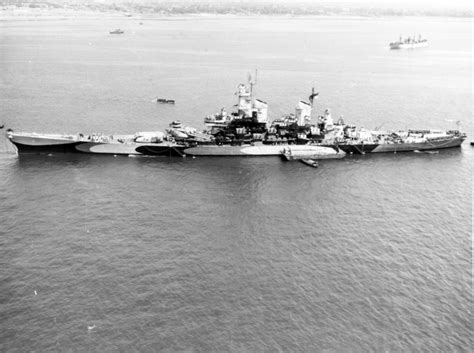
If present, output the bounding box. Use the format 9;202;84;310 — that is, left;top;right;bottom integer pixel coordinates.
0;8;472;22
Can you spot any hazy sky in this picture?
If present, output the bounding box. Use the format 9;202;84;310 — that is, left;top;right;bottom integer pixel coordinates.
259;0;472;10
325;0;472;10
82;0;473;12
119;0;472;11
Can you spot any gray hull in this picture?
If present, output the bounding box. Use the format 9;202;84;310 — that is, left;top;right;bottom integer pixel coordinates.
371;137;465;153
184;143;345;159
7;133;183;156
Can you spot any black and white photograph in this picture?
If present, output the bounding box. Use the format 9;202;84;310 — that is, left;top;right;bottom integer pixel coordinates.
0;0;472;351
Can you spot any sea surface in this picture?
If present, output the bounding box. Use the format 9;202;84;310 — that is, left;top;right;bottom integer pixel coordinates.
0;15;472;352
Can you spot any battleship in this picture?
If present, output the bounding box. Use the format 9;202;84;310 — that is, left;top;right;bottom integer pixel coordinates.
5;77;465;158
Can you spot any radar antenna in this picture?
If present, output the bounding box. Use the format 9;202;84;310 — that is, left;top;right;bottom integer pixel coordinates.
308;87;319;107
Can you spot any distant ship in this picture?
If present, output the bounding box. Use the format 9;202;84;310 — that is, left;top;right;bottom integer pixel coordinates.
390;35;428;49
157;98;175;104
109;29;124;34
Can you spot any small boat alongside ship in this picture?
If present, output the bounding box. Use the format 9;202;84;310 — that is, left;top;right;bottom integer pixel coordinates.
5;76;466;158
390;35;428;49
300;159;319;168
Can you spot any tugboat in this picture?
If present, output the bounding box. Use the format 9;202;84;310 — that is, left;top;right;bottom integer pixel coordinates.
109;29;124;35
390;35;428;49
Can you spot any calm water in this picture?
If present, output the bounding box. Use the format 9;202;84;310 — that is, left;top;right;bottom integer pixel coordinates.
0;15;472;352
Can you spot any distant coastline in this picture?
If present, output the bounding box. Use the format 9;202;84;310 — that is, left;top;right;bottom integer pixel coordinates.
0;1;472;20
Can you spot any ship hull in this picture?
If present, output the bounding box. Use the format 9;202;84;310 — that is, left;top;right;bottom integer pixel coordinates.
74;142;142;155
390;42;428;50
338;137;464;154
10;140;83;154
8;134;83;154
184;143;346;159
372;137;464;153
135;145;187;156
337;144;379;154
7;133;185;156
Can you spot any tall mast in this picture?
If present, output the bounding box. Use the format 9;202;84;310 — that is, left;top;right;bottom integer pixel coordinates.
253;69;257;105
249;74;253;101
248;69;258;106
